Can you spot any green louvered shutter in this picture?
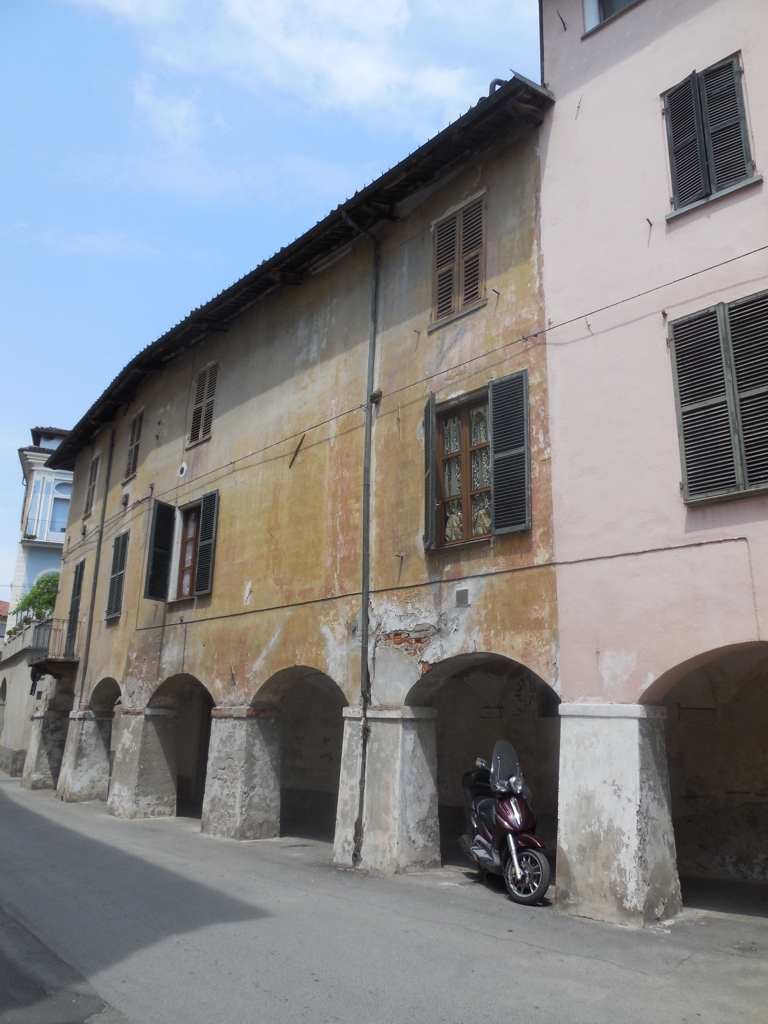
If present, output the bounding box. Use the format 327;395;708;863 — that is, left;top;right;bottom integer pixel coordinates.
145;500;176;600
489;371;530;534
194;491;219;595
699;58;753;195
423;394;437;550
106;531;129;619
726;291;768;489
65;560;85;658
670;307;740;500
665;73;709;209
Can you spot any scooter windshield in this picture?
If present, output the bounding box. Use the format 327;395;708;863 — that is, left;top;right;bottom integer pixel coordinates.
489;739;520;790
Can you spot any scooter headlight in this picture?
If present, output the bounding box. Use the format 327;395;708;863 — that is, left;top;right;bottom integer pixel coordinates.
510;775;524;795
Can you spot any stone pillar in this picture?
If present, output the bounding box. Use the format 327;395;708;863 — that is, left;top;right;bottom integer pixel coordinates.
357;707;440;873
107;708;179;819
21;710;70;790
333;707;366;865
556;703;682;927
56;711;114;802
201;705;281;840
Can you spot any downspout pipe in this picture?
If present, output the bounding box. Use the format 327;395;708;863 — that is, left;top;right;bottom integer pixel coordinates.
341;210;380;862
77;428;115;709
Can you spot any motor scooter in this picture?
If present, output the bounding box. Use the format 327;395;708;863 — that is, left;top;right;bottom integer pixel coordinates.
459;738;551;904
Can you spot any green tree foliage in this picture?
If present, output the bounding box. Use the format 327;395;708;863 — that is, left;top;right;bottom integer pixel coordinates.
12;573;60;621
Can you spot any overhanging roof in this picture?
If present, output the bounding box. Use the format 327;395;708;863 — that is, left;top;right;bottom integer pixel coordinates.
48;73;553;471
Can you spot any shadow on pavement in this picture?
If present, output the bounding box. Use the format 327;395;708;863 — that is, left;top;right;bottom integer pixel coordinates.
680;875;768;918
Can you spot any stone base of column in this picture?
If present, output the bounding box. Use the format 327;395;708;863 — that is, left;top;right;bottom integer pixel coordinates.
556;703;682;927
107;708;178;819
333;707;365;866
202;706;281;840
355;707;440;873
56;711;113;802
21;711;70;790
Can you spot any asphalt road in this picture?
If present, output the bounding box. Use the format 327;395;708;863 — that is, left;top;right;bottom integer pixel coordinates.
0;775;766;1024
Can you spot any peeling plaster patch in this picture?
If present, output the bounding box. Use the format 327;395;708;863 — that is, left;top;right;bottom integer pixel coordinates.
250;611;291;683
243;580;253;606
599;650;638;690
640;672;655;692
320;623;346;685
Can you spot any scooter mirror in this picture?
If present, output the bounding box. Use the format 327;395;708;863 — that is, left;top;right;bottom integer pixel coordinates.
475;757;489;769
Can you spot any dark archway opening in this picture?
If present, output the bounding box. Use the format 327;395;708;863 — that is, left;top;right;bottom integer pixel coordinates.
89;677;122;794
149;675;215;819
659;647;768;917
407;654;560;867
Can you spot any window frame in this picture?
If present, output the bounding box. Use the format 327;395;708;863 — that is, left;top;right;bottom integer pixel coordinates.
436;396;492;547
583;0;645;34
175;506;201;601
145;491;219;601
83;457;100;518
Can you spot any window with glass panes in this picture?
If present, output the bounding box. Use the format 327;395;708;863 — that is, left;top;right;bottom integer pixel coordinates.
439;401;492;544
177;507;199;599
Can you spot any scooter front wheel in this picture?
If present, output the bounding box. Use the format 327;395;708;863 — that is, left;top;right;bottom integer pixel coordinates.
503;849;551;905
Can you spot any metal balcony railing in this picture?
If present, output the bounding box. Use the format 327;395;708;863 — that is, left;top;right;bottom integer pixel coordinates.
23;517;68;542
29;618;83;662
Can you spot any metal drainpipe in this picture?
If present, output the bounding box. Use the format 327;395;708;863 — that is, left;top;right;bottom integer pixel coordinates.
76;427;115;709
341;210;380;863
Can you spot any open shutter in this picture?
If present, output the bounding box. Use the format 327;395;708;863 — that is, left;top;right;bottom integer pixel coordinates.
194;490;219;595
65;560;85;657
125;412;143;479
670;307;740;500
106;532;129;619
460;198;484;307
665;73;709;208
434;215;458;321
84;457;99;516
189;365;218;444
423;394;437;550
145;500;176;600
726;291;768;489
699;58;753;194
490;371;530;534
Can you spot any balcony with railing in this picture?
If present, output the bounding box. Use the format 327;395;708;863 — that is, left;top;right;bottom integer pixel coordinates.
0;617;82;665
22;516;68;544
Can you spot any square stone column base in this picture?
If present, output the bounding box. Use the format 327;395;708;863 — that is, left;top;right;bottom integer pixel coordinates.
21;711;70;791
556;703;682;926
56;711;113;802
107;709;178;819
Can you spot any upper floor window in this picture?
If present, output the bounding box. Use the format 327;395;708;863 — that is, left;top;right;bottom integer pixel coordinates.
424;372;529;549
145;491;219;601
669;290;768;504
584;0;638;32
125;411;143;480
189;364;218;445
106;532;129;619
433;198;485;324
664;56;754;211
83;457;99;517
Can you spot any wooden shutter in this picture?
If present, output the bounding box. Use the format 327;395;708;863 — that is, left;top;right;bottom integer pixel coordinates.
460;199;484;307
665;73;709;209
490;371;530;534
726;291;768;489
106;531;129;619
434;216;458;321
670;307;739;499
145;500;176;600
84;457;99;516
189;364;218;443
65;560;85;657
125;412;143;479
699;58;753;194
423;394;437;550
194;490;219;595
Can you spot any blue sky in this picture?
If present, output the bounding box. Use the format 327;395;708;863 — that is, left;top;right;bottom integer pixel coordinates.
0;0;540;597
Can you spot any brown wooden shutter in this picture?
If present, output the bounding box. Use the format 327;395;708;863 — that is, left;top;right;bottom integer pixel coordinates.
145;500;176;600
65;560;85;657
106;531;129;619
423;394;437;550
665;73;709;209
460;198;484;307
699;57;753;194
125;411;143;479
190;364;219;443
84;457;99;516
490;371;530;534
726;291;768;488
670;307;739;499
434;215;458;321
194;490;219;595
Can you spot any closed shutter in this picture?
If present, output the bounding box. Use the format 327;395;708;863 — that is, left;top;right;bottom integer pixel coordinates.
664;73;709;209
145;500;176;600
489;371;530;534
726;292;768;488
125;412;143;479
84;457;99;516
194;491;219;595
189;364;219;444
65;560;85;658
106;532;129;619
434;216;458;321
670;307;740;499
460;199;484;307
423;394;437;550
699;58;753;194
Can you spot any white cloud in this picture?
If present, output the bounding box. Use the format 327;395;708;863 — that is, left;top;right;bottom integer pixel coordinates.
45;229;155;258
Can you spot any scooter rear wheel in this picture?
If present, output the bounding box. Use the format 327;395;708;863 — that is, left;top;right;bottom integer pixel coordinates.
503;849;551;905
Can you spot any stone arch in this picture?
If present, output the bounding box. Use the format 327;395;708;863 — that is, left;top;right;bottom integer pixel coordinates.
644;643;768;897
405;652;560;865
89;677;121;713
255;666;348;841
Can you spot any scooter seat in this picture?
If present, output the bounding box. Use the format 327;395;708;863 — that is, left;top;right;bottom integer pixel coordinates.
474;796;496;833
